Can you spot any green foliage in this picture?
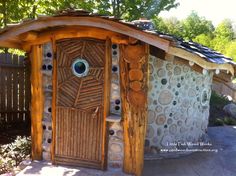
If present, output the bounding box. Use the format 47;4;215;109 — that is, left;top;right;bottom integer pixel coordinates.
0;136;31;174
210;117;236;126
153;16;182;37
214;19;234;40
180;11;214;40
153;12;236;61
223;117;236;125
210;91;231;108
226;41;236;62
0;0;179;26
213;118;224;126
92;0;179;21
193;34;213;47
209;91;233;127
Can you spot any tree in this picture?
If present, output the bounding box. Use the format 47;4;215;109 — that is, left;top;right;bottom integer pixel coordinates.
153;16;182;37
210;19;234;54
225;41;236;62
93;0;179;21
180;11;214;40
214;19;234;40
193;34;213;47
0;0;180;27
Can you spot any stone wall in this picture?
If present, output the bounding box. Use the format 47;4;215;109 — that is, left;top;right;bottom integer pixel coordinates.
145;55;213;156
107;44;124;170
42;43;53;160
108;122;124;169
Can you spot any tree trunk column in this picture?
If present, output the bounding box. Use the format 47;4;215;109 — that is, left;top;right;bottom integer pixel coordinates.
120;43;149;176
30;45;44;160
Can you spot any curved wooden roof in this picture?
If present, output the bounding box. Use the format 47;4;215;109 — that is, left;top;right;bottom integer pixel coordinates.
0;11;235;77
0;16;169;51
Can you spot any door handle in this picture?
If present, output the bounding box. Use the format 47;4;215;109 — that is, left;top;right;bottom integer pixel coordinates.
91;107;99;118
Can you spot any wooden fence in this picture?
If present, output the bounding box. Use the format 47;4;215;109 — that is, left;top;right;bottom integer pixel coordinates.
0;53;30;127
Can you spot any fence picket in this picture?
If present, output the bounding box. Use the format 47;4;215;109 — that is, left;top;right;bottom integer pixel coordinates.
0;53;30;127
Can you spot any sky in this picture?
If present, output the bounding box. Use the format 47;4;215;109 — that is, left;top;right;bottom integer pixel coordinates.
159;0;236;26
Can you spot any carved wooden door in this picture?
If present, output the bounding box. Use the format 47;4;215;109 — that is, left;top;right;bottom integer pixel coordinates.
55;38;106;169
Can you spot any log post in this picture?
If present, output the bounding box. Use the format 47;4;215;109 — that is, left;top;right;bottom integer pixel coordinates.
120;43;149;176
30;45;43;160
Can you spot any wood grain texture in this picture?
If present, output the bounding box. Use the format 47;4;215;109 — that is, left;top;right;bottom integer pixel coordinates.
55;38;107;169
0;54;30;125
22;27;129;52
101;38;112;169
30;45;43;160
168;46;234;76
120;44;149;176
0;17;170;51
51;37;57;162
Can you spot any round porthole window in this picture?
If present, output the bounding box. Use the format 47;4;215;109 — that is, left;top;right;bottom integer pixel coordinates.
72;59;89;77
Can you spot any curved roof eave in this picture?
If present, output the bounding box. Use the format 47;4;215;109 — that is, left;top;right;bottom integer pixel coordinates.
0;15;234;77
0;16;170;51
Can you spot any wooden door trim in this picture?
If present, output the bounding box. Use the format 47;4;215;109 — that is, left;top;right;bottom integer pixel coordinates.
101;38;111;170
51;37;57;162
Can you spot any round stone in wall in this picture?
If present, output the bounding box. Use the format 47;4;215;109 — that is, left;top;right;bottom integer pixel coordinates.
112;73;118;82
157;128;162;136
148;110;156;124
168;71;173;77
109;154;122;161
149;75;154;81
167;118;173;125
157;68;166;77
166;63;173;71
183;65;190;72
181;98;190;108
152;136;159;144
155;106;163;113
169;76;178;86
185;118;193;127
188;88;196;97
110;143;122;153
180;127;187;133
196;77;203;85
161;135;173;147
158;90;173;105
169;124;177;134
173;111;181;120
174;66;181;75
111;83;119;90
146;125;155;138
177;120;183;126
153;58;164;68
187;107;195;117
164;107;172;118
149;63;154;74
156;114;166;125
111;91;120;100
116;130;123;139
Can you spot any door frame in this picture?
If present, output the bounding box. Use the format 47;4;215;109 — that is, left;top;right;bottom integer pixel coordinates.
51;37;111;170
